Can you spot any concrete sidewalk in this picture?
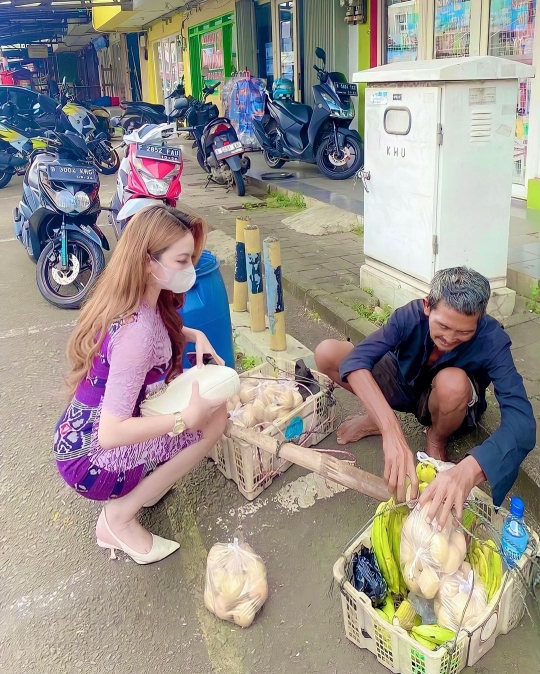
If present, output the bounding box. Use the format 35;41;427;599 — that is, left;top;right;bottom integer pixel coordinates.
178;148;540;523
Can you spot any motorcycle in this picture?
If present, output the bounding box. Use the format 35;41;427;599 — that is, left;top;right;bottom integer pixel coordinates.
252;47;363;180
114;78;191;134
13;130;108;309
0;94;120;187
186;80;249;197
109;122;183;238
60;85;112;139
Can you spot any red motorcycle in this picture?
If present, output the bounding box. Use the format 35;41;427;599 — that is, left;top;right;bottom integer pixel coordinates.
109;123;183;238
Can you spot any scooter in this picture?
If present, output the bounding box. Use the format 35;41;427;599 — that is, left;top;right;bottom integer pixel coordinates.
109;123;183;238
252;47;363;180
114;78;190;134
187;80;249;197
13;130;108;309
0;103;47;188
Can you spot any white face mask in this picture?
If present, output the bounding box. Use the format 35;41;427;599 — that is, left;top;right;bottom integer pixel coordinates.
152;258;196;294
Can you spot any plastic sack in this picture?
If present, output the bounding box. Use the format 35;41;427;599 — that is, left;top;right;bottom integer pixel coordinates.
434;566;488;632
352;545;387;607
204;535;268;628
400;501;467;599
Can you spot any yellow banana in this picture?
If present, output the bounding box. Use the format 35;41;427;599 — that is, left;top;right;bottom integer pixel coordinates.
381;595;395;621
416;461;438;484
411;633;437;651
372;501;390;588
381;503;400;593
411;625;456;645
393;600;418;631
375;608;390;623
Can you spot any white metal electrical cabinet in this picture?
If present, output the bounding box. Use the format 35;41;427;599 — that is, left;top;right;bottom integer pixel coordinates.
354;57;535;293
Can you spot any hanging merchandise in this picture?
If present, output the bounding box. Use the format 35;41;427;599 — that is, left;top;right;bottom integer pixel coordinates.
222;71;266;148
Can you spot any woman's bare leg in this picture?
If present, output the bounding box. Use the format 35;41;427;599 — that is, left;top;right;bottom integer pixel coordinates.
96;405;228;553
314;339;381;445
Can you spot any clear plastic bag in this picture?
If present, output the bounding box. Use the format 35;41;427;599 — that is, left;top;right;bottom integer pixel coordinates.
204;534;268;628
434;566;487;632
400;501;467;599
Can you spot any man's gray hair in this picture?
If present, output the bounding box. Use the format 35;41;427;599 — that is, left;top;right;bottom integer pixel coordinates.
427;267;490;317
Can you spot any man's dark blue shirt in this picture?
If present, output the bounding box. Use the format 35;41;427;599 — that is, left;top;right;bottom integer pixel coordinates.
339;299;536;506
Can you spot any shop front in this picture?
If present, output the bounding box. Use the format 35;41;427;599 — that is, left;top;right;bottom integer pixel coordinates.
379;0;537;200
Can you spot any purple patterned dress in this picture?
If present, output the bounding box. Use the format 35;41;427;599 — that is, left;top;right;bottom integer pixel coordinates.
54;302;201;501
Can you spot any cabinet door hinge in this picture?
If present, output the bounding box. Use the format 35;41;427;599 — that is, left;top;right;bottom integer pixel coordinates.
432;235;439;255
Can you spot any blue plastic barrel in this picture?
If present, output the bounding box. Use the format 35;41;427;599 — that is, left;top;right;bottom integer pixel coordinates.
179;250;235;368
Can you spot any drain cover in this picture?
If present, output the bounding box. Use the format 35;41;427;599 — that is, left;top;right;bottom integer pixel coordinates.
260;172;293;180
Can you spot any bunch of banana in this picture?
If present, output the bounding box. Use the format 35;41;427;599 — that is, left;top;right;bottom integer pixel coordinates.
392;599;421;631
372;500;401;594
466;539;503;602
410;625;456;651
389;502;409;595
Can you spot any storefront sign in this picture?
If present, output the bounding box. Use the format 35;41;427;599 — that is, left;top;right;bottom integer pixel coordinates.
27;45;48;59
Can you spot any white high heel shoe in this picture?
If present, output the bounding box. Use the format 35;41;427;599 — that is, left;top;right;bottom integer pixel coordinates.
96;508;180;565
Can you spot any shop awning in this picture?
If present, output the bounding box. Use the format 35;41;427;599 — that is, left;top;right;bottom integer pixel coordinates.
0;1;132;47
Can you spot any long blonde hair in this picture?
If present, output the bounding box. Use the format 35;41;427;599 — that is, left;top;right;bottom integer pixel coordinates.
66;205;206;396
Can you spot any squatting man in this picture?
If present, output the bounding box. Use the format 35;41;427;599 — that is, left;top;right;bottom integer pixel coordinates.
315;267;536;525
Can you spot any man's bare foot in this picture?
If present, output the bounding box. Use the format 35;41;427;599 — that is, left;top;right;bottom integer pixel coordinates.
337;414;381;445
425;427;448;462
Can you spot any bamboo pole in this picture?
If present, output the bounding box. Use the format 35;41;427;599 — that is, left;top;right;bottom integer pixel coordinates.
226;423;390;502
244;224;266;333
232;216;250;312
263;237;286;351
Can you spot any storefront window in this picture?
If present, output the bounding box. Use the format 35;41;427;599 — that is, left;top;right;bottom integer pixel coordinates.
434;0;472;59
488;1;536;187
385;0;419;63
278;1;295;82
156;34;185;109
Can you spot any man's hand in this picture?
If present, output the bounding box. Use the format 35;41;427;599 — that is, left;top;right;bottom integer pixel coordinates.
382;429;419;504
418;455;486;528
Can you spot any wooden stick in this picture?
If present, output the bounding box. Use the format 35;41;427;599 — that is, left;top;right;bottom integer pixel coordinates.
232;216;250;312
244;225;266;333
226;422;390;502
263;237;286;351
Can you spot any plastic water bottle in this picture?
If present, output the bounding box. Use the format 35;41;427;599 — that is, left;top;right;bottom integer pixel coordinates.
501;496;529;568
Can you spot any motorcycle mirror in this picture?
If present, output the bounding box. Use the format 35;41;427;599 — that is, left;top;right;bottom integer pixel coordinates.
315;47;326;64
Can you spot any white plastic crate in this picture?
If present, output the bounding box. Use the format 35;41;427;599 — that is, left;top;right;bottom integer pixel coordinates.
332;488;539;674
210;358;336;500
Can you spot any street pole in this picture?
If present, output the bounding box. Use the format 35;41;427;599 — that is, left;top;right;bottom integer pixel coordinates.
244;224;265;333
263;236;286;351
232;216;250;312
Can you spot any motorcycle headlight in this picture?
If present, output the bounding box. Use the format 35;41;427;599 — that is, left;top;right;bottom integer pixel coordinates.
54;189;77;213
145;178;169;196
74;191;91;212
321;92;353;118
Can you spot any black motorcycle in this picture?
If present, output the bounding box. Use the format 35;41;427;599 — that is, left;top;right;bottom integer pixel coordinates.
115;79;191;134
252;47;363;180
186;81;249;196
13;130;108;309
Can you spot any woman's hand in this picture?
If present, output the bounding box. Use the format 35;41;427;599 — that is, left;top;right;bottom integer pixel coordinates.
184;327;225;368
182;381;226;431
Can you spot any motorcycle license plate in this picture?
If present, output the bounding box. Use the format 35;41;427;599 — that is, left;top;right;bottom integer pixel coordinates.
335;82;358;97
47;164;97;183
214;141;243;159
136;143;181;161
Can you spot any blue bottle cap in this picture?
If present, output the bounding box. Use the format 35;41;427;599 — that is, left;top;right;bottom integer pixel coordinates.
509;496;525;518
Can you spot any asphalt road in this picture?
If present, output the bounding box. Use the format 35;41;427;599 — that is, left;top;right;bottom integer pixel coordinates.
0;162;538;674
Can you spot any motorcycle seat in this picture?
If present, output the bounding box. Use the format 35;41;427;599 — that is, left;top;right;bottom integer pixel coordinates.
122;101;165;114
273;100;312;125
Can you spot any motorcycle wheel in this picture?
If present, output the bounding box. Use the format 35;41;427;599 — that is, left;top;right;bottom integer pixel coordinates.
196;150;209;173
316;135;364;180
96;145;120;175
0;170;12;189
122;115;142;134
263;131;286;169
233;170;246;197
36;231;105;309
